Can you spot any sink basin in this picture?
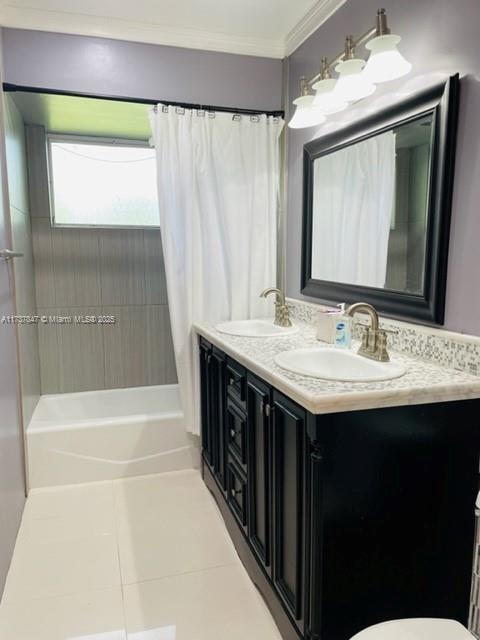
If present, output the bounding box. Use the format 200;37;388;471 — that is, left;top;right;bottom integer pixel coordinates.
274;347;406;382
216;319;299;338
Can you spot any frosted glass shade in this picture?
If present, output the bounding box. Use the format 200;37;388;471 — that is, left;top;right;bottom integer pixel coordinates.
334;59;377;102
312;78;348;114
364;34;412;83
288;95;326;129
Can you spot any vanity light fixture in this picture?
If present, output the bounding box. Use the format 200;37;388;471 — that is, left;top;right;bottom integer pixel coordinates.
363;9;412;83
334;36;377;102
312;58;348;115
289;77;327;129
288;8;411;129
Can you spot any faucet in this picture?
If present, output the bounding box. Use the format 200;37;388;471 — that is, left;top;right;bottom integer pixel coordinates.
346;302;390;362
260;287;292;327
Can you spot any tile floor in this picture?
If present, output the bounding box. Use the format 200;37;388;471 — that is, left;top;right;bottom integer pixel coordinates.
0;469;281;639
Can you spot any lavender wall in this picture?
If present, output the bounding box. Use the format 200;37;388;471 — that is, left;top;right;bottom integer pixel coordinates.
286;0;480;335
1;28;282;112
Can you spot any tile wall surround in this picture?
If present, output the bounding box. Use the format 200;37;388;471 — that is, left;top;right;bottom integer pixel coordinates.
287;298;480;377
26;124;176;394
4;96;41;427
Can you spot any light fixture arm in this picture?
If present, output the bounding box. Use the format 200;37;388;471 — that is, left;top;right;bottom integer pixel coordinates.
375;8;391;36
319;57;332;80
299;76;312;96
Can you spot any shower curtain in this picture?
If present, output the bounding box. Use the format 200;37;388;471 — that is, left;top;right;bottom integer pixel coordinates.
311;131;396;288
149;106;284;435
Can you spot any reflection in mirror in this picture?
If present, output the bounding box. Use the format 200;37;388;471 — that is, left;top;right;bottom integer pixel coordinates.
311;113;433;294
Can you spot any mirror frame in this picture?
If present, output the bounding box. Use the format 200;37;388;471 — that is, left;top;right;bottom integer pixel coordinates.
301;74;460;325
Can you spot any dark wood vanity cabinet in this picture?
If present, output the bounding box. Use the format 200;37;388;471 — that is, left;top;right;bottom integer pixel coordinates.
199;341;226;488
199;337;480;640
246;374;272;572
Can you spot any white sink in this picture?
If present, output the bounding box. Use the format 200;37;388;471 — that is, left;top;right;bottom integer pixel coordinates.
274;347;406;382
216;319;299;338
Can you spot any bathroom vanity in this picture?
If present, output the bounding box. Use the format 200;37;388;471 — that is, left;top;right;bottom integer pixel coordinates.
196;321;480;640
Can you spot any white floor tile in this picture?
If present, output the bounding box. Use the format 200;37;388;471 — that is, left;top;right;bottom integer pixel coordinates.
123;564;282;640
1;471;281;639
17;511;115;545
0;588;126;640
23;480;115;527
113;470;212;523
114;471;238;584
3;534;121;603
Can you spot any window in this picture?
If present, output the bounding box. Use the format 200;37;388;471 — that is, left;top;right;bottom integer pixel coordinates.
47;135;159;228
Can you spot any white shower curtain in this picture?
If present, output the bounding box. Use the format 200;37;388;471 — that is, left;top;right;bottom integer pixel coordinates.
149;106;284;435
311;131;396;288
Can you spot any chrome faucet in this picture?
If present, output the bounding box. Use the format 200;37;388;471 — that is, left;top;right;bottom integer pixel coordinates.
260;287;292;327
346;302;390;362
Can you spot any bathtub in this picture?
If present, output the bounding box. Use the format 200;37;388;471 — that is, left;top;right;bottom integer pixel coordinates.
27;384;199;488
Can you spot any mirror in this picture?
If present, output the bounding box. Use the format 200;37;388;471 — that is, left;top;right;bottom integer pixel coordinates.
302;75;460;324
311;113;433;294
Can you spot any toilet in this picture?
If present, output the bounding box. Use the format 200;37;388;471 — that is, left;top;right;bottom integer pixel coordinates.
350;618;474;639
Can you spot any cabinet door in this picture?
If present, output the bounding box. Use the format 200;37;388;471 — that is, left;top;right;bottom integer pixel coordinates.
199;340;214;470
271;390;306;629
247;374;271;572
210;348;226;490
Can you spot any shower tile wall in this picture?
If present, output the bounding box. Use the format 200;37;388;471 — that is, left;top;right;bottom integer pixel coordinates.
26;124;176;394
4;96;41;426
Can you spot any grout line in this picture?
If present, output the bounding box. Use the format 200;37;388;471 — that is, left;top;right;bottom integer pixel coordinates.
0;584;126;609
110;479;129;638
121;561;240;589
97;232;107;390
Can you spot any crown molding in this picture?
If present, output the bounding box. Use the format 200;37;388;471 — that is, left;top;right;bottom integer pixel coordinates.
0;1;346;60
0;5;285;59
284;0;347;56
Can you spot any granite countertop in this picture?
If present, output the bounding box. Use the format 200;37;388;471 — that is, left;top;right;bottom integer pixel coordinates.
194;321;480;415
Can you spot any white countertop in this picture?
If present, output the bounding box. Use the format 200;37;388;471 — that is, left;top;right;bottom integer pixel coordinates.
194;321;480;415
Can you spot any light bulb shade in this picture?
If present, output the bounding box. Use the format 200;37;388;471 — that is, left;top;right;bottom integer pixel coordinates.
364;34;412;83
312;78;348;114
334;58;377;102
288;95;326;129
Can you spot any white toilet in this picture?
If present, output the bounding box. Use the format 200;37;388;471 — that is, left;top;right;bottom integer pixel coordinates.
350;618;474;639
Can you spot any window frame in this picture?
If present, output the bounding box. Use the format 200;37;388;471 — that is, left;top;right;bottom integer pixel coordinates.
46;133;159;230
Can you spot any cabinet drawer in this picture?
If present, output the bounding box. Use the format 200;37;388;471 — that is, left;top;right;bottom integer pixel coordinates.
227;458;248;529
226;399;247;468
226;359;246;410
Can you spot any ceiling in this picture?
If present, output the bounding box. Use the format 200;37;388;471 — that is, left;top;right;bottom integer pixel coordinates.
0;0;346;58
10;91;153;140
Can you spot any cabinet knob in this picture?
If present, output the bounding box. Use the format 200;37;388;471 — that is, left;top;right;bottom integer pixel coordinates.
230;428;236;438
230;488;238;497
229;377;235;386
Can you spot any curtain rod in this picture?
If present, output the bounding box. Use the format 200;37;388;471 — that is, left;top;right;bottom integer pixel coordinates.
2;83;285;118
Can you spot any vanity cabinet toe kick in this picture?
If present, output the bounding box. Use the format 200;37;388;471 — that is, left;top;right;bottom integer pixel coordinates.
199;336;480;640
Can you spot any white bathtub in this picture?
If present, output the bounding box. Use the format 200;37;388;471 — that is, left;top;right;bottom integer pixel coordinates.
27;385;199;488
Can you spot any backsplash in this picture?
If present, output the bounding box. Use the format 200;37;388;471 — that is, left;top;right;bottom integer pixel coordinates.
287;298;480;377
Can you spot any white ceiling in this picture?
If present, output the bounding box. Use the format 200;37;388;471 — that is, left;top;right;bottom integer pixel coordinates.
0;0;346;58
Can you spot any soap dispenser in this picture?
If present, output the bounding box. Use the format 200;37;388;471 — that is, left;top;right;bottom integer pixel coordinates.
333;303;352;348
316;303;351;346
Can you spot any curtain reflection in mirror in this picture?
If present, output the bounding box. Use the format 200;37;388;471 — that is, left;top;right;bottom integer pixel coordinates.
311;131;396;288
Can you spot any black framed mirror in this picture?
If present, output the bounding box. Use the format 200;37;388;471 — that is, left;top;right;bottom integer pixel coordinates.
301;74;460;324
